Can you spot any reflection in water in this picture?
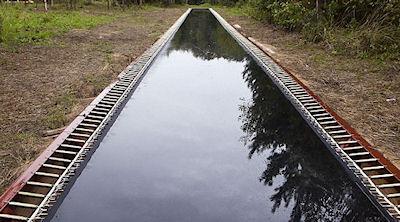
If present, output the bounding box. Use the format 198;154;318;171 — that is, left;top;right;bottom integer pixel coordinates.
169;9;384;221
239;59;384;221
169;10;246;62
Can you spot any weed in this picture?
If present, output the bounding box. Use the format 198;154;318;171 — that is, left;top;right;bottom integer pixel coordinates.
84;73;111;94
43;92;77;129
94;41;113;54
72;72;111;99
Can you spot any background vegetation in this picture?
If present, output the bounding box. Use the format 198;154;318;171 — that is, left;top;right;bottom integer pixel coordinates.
216;0;400;61
1;0;398;60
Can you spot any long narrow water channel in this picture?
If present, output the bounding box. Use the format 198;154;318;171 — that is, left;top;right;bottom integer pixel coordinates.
50;10;385;221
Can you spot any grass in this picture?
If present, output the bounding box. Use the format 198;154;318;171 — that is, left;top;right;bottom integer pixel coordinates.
195;3;247;15
94;40;113;54
0;4;114;46
83;72;112;95
0;131;40;193
43;92;77;129
220;5;400;63
0;3;188;194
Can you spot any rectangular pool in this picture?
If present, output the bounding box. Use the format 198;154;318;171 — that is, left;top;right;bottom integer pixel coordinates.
49;9;385;222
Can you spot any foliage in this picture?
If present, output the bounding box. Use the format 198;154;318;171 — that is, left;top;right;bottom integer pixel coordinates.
0;5;113;46
217;0;400;60
270;1;310;30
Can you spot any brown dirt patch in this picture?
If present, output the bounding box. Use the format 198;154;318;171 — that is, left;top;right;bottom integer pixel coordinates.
0;7;186;193
218;10;400;167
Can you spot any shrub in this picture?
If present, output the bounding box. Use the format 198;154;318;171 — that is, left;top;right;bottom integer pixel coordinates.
239;0;400;59
302;21;328;43
270;2;310;31
358;26;400;56
246;0;311;31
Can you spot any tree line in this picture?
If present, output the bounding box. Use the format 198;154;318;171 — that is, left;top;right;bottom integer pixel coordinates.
2;0;398;58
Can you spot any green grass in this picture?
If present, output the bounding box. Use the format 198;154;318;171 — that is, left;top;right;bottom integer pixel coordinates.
0;5;114;46
216;5;247;16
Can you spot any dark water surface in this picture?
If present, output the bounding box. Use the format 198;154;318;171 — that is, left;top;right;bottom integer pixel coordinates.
50;10;385;222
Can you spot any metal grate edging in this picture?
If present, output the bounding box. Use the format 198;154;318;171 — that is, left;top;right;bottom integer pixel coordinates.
210;8;400;222
0;8;192;222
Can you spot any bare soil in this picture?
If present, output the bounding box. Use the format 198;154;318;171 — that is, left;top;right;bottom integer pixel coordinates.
0;7;186;193
218;9;400;168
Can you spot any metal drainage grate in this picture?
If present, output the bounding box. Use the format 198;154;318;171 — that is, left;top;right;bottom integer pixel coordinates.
210;8;400;222
0;9;192;222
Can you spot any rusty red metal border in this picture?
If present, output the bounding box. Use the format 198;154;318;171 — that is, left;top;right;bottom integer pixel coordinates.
247;37;400;182
0;83;116;212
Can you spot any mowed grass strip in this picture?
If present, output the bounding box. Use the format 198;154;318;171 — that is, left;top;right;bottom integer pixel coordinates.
0;5;114;46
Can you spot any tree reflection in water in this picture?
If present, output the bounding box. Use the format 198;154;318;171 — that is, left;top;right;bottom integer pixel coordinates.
168;9;385;222
239;59;384;221
169;10;246;62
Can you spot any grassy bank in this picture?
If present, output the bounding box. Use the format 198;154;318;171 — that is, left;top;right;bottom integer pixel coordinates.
0;5;115;46
0;5;186;193
215;1;400;62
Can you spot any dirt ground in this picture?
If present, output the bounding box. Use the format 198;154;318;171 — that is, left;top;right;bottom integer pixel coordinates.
0;7;186;193
218;9;400;168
